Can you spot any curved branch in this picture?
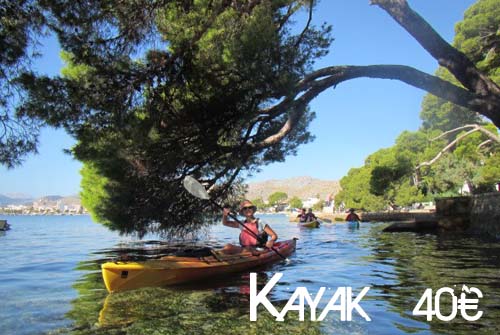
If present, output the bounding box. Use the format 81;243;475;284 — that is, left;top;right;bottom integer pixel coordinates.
371;0;500;97
211;0;500;154
249;65;500;150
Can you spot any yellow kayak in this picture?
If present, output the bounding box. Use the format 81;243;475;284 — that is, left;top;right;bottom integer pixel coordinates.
300;220;320;228
101;239;297;293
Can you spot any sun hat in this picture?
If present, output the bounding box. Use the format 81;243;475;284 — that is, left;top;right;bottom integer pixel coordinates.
239;200;257;213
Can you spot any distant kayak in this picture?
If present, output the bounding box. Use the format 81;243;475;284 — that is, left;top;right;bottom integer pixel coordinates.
101;239;297;293
0;220;10;231
300;220;320;228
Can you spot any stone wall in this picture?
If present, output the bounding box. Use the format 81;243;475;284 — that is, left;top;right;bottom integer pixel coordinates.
469;192;500;238
361;211;436;223
435;193;500;237
435;196;472;231
346;193;499;236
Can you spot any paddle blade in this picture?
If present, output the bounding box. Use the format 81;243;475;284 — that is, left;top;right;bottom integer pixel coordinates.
183;176;210;200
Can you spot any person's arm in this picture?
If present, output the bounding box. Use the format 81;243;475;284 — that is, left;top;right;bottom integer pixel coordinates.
222;208;240;228
263;224;277;248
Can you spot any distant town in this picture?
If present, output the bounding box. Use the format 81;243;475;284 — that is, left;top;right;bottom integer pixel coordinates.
0;195;88;215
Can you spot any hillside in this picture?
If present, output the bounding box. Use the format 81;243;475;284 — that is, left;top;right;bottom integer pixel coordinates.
245;176;341;201
0;194;34;206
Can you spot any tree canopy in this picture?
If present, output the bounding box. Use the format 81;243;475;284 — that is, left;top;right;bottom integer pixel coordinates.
2;0;500;235
267;191;288;206
288;196;303;209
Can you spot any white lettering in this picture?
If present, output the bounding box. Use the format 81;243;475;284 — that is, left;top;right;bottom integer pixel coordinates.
317;287;345;321
249;273;371;322
458;285;483;321
249;272;281;321
303;287;325;321
412;286;483;322
347;287;371;321
434;287;457;321
413;288;435;321
276;287;326;321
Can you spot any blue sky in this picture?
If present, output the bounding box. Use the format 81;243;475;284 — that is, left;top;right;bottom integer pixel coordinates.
0;0;476;197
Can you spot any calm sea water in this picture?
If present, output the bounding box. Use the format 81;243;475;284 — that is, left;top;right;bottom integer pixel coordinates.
1;214;499;335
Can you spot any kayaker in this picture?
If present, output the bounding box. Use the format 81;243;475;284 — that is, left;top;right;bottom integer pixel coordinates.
222;200;278;255
296;208;308;223
345;208;361;222
306;208;317;222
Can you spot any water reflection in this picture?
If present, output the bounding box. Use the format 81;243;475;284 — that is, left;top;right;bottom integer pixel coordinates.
364;227;500;335
347;221;360;232
63;258;322;334
56;217;500;334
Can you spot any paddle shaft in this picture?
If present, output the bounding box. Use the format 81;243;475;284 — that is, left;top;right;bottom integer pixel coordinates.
210;201;287;260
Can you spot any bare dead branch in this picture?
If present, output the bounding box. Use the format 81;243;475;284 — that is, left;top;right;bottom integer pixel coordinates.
431;124;500;143
413;123;499;185
417;128;479;170
478;139;493;150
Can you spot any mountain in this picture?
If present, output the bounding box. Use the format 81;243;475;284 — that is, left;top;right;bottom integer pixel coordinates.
0;194;34;206
245;176;341;201
4;193;33;199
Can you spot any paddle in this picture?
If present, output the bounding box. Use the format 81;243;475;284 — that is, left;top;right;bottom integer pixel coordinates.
182;176;289;261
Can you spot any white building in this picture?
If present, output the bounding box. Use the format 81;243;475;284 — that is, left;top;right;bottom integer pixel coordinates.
302;197;320;209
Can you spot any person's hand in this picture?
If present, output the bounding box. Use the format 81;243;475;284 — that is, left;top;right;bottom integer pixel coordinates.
223;207;231;217
265;240;274;249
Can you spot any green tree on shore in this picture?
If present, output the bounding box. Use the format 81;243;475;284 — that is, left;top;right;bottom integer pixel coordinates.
288;196;303;210
250;198;266;211
268;192;288;207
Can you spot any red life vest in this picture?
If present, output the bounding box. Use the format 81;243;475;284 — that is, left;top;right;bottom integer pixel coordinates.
346;213;360;221
239;219;265;247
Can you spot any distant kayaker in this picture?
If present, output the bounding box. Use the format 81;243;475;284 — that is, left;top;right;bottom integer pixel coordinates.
296;208;308;223
222;200;278;254
345;208;361;222
306;208;317;222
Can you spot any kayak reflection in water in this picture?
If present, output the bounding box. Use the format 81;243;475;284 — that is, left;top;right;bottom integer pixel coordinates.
222;200;278;255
